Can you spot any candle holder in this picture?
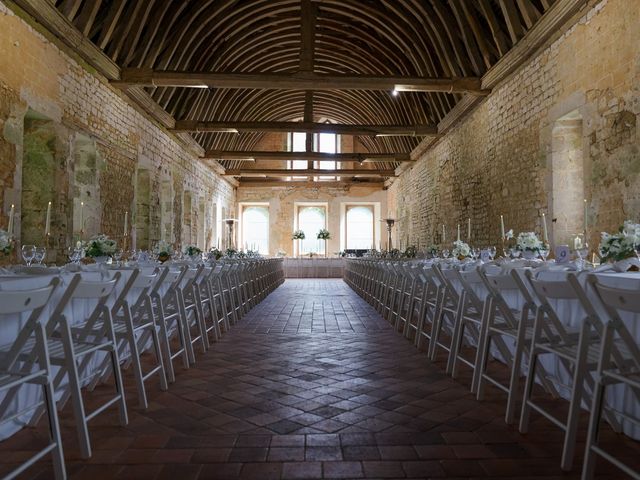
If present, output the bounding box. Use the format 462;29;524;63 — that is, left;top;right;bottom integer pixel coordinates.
381;218;396;251
223;218;238;250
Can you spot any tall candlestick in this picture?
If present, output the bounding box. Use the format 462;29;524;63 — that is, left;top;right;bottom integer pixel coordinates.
124;211;128;237
583;199;588;233
8;204;14;236
500;215;505;239
44;201;51;236
457;224;460;242
467;218;471;241
542;212;549;243
79;201;84;233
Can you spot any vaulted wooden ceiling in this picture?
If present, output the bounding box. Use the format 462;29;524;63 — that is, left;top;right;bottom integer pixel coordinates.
19;0;556;182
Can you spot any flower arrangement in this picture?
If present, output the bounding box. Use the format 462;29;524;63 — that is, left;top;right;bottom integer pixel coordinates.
317;229;331;240
276;249;287;257
452;240;471;259
599;221;640;263
208;247;223;260
85;234;117;258
292;229;305;240
184;245;202;257
403;245;417;258
504;229;514;240
154;240;173;262
0;229;13;255
225;247;238;258
516;231;544;252
427;245;438;256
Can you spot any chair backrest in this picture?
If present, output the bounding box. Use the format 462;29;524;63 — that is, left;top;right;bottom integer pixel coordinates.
588;274;640;371
455;268;487;312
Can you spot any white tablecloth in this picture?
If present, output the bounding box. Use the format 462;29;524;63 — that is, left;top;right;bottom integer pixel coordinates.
283;258;345;278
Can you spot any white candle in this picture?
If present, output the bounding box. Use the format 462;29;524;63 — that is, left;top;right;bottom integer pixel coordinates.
8;204;14;236
442;224;446;242
457;224;460;242
124;211;128;237
500;215;505;239
79;201;84;232
44;201;51;236
574;235;582;250
467;218;471;240
583;199;588;233
542;213;549;243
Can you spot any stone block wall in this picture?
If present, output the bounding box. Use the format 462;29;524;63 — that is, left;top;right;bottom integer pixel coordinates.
389;0;639;250
0;3;235;261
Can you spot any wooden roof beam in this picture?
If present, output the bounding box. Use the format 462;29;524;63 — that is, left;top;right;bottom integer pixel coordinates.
238;179;386;188
204;150;413;163
172;121;437;136
113;69;489;95
225;168;397;177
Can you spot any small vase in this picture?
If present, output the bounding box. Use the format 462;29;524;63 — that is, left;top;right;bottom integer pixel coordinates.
93;255;109;264
158;253;170;263
523;250;538;260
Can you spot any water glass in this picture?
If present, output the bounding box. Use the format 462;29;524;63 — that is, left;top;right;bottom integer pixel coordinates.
34;247;46;265
21;245;36;266
113;249;123;266
539;247;549;262
488;246;496;260
441;249;450;259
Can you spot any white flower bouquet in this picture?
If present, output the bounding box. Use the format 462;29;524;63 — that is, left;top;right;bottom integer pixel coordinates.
154;240;173;262
516;231;544;252
276;249;287;257
184;245;202;257
85;234;117;258
317;228;331;240
452;240;471;259
292;229;305;240
0;228;13;255
599;221;640;263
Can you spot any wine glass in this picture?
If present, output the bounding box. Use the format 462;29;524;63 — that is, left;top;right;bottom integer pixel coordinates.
539;245;550;263
441;249;450;259
21;245;36;267
113;249;123;266
34;247;46;265
488;246;496;261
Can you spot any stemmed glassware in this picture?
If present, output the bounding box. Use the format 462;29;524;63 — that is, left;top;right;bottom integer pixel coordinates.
488;246;497;261
34;247;46;265
21;245;36;266
441;249;450;260
539;245;550;262
113;249;123;266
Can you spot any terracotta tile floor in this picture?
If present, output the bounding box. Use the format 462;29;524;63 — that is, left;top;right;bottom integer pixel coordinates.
2;279;639;479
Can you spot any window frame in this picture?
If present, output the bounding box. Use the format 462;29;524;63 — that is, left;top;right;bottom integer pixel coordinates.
345;204;376;251
294;202;328;255
239;203;270;254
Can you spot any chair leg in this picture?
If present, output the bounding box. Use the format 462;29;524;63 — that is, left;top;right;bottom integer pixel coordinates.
150;322;169;391
518;350;538;434
581;381;606;480
42;381;66;480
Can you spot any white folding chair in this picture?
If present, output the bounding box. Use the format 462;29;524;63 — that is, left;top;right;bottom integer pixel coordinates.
582;275;640;480
414;266;441;351
475;268;559;423
46;273;128;459
0;280;66;480
520;271;620;471
429;264;462;362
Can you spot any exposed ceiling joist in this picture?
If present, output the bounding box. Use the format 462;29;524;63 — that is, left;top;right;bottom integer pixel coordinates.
238;179;385;188
113;69;489;95
172;121;437;137
204;151;412;163
225;168;396;177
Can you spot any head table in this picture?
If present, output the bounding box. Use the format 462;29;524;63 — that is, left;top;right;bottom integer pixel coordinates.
346;257;640;440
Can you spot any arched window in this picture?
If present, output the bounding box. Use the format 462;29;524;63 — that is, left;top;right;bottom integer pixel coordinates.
346;205;374;249
297;206;326;254
242;206;269;253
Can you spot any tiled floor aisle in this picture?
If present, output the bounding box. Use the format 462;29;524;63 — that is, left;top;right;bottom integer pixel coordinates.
3;279;639;479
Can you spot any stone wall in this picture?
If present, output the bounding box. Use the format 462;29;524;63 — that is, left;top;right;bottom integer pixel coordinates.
389;0;639;250
0;3;235;261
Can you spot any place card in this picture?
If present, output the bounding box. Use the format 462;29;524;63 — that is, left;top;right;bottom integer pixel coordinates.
555;245;571;264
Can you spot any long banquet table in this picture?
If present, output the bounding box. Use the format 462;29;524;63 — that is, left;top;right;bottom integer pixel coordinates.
283;257;345;278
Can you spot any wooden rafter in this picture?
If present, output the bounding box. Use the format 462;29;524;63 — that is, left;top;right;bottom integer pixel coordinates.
225;168;396;177
171;121;437;136
112;69;489;95
238;179;386;188
204;150;412;163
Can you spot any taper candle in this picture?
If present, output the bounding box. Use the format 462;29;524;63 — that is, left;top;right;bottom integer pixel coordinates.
442;224;446;242
542;213;549;243
124;211;128;237
500;215;505;239
457;224;460;242
583;199;588;233
8;204;14;236
79;201;84;232
44;201;51;236
467;218;471;240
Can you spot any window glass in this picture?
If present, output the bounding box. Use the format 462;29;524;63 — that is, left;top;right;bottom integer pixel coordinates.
242;206;269;254
298;206;326;254
346;206;374;250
